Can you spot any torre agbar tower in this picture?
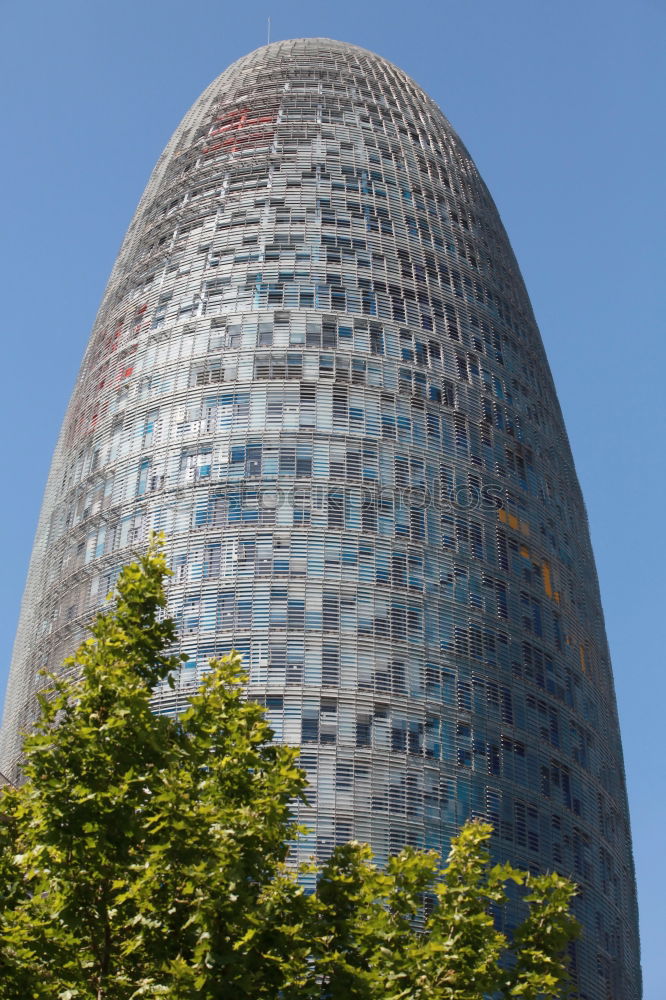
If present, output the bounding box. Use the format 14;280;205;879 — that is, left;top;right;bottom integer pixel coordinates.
2;39;639;998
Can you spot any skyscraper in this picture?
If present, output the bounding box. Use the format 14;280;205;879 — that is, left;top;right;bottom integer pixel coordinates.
1;38;639;998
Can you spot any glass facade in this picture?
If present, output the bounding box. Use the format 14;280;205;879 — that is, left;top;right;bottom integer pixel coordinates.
1;38;639;999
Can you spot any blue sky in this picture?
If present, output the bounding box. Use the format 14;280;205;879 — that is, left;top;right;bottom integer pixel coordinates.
0;0;663;992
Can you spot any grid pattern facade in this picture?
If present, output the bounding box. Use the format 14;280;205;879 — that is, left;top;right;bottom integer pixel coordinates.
1;39;639;999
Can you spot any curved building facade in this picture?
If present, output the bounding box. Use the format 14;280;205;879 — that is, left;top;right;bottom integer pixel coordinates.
1;39;639;998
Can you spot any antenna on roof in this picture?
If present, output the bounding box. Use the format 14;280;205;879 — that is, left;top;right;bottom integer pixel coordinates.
267;17;271;45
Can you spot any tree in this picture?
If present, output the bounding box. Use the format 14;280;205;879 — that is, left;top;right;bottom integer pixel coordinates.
0;540;578;999
313;823;579;1000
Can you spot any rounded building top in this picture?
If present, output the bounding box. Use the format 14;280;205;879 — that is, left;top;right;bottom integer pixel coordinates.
207;36;450;133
